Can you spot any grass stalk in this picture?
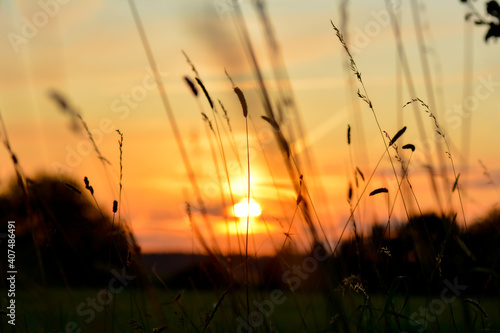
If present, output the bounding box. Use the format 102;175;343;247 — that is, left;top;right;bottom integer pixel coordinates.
185;60;243;257
116;130;124;224
410;0;451;198
232;82;251;320
233;0;322;249
384;0;444;212
127;0;220;255
0;110;45;284
405;98;468;233
331;23;412;256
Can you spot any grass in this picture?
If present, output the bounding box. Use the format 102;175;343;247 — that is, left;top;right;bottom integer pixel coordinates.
0;1;499;333
7;288;500;332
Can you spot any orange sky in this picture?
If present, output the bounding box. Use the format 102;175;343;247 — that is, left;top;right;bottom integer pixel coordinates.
1;0;499;254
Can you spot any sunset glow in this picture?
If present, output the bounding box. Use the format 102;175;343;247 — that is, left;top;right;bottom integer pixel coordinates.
3;1;500;330
0;1;499;255
233;198;262;218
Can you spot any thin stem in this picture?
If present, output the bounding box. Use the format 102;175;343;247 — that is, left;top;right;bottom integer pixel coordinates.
117;130;124;225
127;0;219;254
331;22;411;238
245;116;250;319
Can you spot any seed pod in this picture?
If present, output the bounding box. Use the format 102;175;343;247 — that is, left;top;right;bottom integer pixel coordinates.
195;77;213;109
234;87;248;118
369;188;388;196
402;144;415;152
183;76;198;96
388;126;407;146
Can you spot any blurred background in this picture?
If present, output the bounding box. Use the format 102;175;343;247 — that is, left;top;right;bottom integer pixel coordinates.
0;0;499;255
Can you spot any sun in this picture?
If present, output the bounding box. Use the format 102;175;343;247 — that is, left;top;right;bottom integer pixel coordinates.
233;198;262;218
223;198;266;235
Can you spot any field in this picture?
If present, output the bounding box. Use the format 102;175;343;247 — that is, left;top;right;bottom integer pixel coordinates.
7;288;500;332
1;1;500;332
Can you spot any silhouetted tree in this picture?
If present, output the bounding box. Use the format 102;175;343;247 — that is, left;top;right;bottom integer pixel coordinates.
461;0;500;41
0;174;139;287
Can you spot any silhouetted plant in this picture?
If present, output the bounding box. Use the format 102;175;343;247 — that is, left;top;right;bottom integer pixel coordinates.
0;174;136;286
461;0;500;41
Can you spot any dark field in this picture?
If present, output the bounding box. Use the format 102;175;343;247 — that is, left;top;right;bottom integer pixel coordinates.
5;287;500;333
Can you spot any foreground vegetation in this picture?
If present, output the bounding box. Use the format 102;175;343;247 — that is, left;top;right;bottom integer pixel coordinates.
2;288;497;332
1;1;499;332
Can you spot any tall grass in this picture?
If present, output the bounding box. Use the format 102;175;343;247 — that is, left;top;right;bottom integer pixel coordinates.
2;2;500;333
0;110;46;285
127;0;220;257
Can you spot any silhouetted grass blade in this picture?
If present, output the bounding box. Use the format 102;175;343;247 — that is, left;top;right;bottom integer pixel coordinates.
64;183;81;194
356;167;365;182
402;144;415;152
347;124;351;145
376;276;408;325
195;77;213;109
234;87;248;118
369;188;388;196
463;299;488;319
388;126;407;146
184;76;198;96
261;115;279;130
452;174;460;192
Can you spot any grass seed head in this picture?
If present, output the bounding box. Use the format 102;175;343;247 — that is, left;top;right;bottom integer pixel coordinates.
184;76;198;97
49;90;69;111
65;183;81;195
195;77;213;109
402;144;415;152
234;87;248;118
388;126;407;146
347;124;351;145
369;188;388;196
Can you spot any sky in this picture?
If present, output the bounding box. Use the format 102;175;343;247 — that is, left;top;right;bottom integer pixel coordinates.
0;0;499;254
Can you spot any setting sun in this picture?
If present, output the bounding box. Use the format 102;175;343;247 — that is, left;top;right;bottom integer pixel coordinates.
233;198;262;218
219;198;270;235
